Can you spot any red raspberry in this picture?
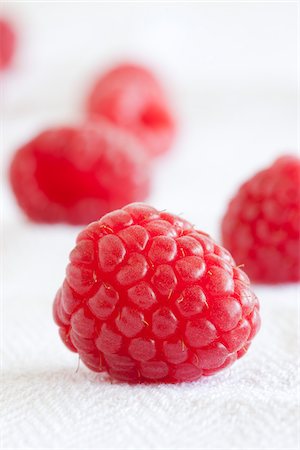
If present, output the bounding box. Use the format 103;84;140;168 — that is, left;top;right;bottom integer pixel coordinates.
0;19;16;69
53;203;260;383
222;155;300;283
10;121;150;225
86;63;176;158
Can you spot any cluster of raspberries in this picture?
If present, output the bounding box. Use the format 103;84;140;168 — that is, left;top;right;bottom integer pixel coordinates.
6;18;299;383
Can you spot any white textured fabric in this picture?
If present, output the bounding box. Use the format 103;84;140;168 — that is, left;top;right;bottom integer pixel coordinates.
2;273;299;449
1;3;299;449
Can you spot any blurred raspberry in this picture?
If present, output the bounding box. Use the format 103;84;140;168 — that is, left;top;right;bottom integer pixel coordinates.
222;155;300;283
10;121;150;224
86;63;176;157
0;19;16;69
54;203;260;383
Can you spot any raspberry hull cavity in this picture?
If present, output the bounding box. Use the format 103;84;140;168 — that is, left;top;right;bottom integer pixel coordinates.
54;203;260;383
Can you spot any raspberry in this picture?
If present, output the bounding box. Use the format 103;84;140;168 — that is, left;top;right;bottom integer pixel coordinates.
222;155;300;283
86;63;176;157
53;203;260;383
0;19;16;69
10;121;150;225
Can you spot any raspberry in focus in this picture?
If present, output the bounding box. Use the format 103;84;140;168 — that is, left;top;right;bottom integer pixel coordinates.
0;19;16;70
222;155;300;283
10;122;150;225
86;63;176;157
53;203;260;383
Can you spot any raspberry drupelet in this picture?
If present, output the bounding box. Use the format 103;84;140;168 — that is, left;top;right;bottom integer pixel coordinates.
222;155;300;283
53;203;260;383
10;121;150;225
86;63;176;158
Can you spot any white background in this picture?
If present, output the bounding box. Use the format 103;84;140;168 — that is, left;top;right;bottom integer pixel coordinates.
1;2;299;449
